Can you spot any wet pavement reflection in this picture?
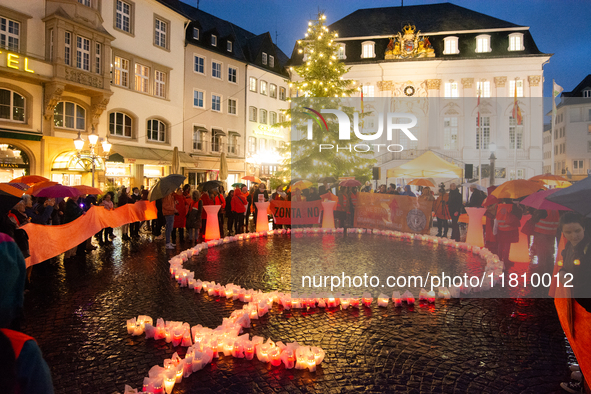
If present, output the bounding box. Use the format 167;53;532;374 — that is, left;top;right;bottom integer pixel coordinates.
22;233;572;393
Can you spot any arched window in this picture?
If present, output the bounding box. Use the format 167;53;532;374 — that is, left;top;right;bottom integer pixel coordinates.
443;36;459;55
0;88;25;122
109;112;132;137
147;119;166;142
508;33;524;51
361;41;375;58
54;101;85;130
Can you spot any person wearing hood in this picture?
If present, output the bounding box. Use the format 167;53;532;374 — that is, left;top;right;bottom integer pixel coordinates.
0;233;54;394
401;185;416;197
231;187;247;234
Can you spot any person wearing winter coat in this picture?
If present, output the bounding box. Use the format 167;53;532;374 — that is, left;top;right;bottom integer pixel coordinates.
231;188;247;234
433;188;451;237
447;183;463;242
185;190;203;243
0;233;54;394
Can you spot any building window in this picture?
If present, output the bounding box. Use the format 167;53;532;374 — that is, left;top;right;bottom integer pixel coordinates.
249;77;257;92
113;56;129;87
259;138;266;151
194;55;204;74
475;35;491;53
362;85;374;100
270;111;277;125
64;32;71;66
249;136;256;152
583;89;591;98
260;81;267;95
135;64;149;93
228;66;237;83
336;43;346;59
76;36;90;71
278;112;285;123
192;127;203;150
212;61;222;79
509;79;524;97
115;0;132;34
54;101;85;130
509;169;525;180
211;94;221;112
95;43;101;74
211;35;217;46
147;119;165;142
443;117;458;150
588;141;591;152
260;109;267;124
361;41;375;58
211;132;221;152
227;98;236;115
249;106;257;122
444;82;459;98
269;55;274;67
509;116;523;149
0;89;25;122
443;36;459;55
193;28;199;40
155;70;166;98
227;41;232;52
269;84;277;99
0;17;20;52
508;33;524;51
155;18;167;49
262;52;267;65
78;0;91;6
279;87;286;100
476;81;490;97
475;116;490;149
193;90;204;108
109;112;132;137
573;160;584;175
228;135;237;154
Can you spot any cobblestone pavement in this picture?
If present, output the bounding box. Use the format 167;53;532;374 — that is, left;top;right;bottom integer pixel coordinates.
21;229;573;394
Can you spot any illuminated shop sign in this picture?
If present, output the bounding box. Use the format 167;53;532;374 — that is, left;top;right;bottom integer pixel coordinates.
0;52;35;73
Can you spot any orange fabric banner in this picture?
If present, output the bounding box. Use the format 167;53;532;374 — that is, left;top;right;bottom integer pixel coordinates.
22;201;158;267
555;286;591;384
353;193;432;234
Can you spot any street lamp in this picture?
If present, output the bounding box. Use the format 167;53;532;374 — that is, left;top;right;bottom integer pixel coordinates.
488;142;497;187
73;126;112;187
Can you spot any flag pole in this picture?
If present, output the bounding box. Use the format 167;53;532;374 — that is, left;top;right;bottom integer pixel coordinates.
477;89;481;186
551;80;555;175
514;78;518;179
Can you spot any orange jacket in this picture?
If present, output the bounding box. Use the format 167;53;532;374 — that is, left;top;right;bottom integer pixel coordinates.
231;189;247;213
433;193;451;220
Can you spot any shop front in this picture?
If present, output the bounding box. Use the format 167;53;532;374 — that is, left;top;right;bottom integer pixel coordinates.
107;144;197;189
51;150;105;186
0;143;30;182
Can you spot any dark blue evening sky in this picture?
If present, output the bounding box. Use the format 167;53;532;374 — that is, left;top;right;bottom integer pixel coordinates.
186;0;591;96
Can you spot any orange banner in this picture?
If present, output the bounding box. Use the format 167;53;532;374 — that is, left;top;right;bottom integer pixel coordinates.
353;193;432;234
22;201;158;267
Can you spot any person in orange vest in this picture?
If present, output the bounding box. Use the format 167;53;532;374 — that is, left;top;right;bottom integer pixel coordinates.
211;188;226;237
0;232;54;394
495;200;523;268
231;187;248;234
531;209;560;276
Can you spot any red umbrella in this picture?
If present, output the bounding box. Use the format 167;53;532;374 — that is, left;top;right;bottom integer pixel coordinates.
521;188;571;211
34;184;81;198
2;182;28;191
10;175;49;185
339;179;362;187
73;185;103;195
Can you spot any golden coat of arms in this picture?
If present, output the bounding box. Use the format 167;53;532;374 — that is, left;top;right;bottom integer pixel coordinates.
385;25;435;59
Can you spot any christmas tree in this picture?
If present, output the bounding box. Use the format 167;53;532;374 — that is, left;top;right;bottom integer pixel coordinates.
274;12;375;185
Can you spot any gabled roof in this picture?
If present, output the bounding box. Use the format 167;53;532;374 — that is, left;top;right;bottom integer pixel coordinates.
561;75;591;97
329;2;523;38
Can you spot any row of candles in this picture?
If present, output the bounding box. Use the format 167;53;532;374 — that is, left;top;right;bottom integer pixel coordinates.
124;313;326;393
121;226;505;393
